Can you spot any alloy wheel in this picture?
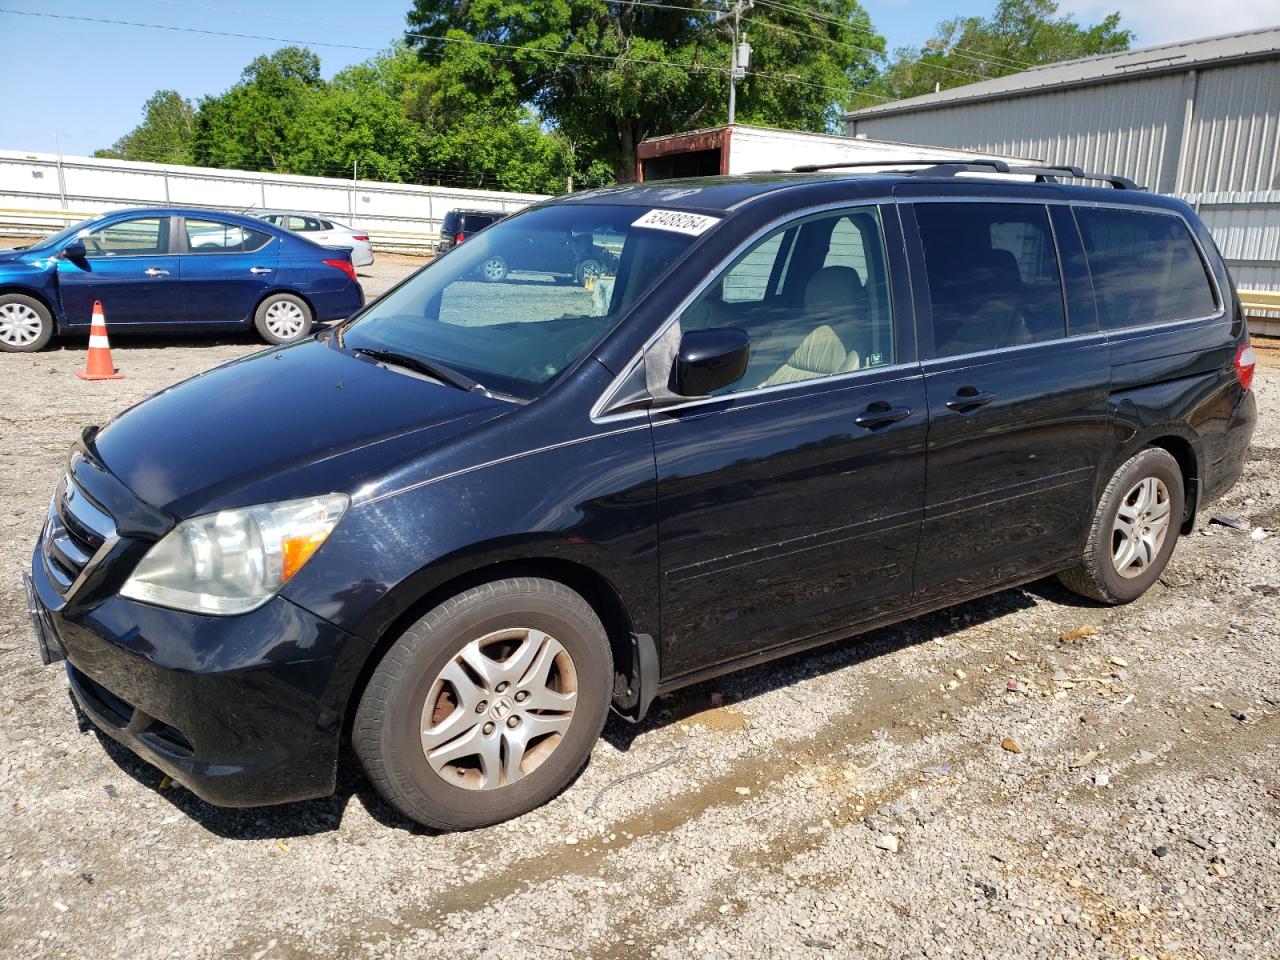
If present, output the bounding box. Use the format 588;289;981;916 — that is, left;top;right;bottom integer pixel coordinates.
419;627;578;791
1111;476;1171;578
0;302;43;347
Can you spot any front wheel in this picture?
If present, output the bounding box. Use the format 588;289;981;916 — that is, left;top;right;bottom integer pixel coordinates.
1058;447;1184;604
254;293;313;345
354;577;612;831
0;293;53;352
575;258;606;287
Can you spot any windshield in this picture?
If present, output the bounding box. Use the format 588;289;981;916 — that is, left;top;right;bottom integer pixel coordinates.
341;203;706;401
26;215;107;252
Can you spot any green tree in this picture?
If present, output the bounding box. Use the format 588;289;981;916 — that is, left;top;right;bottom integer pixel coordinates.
405;0;884;181
191;47;326;172
94;89;195;164
861;0;1130;105
289;47;428;182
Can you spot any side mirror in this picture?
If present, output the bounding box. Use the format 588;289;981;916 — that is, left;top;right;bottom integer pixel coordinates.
61;239;87;261
674;328;751;397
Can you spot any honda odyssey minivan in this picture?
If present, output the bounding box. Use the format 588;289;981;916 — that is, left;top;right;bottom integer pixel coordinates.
27;161;1257;831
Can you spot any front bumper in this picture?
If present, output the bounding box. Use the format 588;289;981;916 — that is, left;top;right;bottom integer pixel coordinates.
30;537;370;808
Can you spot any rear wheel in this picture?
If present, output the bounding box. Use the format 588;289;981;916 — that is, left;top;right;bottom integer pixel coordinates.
254;293;313;345
479;256;508;283
1058;447;1184;604
0;293;53;352
354;577;612;830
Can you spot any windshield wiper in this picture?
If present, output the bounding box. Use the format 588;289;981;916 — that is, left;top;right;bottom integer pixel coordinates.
354;347;491;396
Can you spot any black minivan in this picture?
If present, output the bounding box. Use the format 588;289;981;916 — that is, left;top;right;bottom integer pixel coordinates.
27;161;1257;831
436;208;503;255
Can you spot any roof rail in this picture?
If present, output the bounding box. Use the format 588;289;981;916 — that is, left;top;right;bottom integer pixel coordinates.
791;158;1142;190
791;158;1009;173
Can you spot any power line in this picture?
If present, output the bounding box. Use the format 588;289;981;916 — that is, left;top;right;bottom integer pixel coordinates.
750;0;1033;71
2;3;890;102
749;0;996;81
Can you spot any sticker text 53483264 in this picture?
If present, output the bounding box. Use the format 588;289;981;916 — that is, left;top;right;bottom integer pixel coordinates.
631;209;721;237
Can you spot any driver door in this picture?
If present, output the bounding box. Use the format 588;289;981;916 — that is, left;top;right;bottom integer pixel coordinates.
57;215;181;327
652;203;927;681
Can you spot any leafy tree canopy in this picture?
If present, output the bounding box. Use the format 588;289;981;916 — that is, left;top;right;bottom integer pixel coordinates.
405;0;885;180
94;90;196;165
96;0;1133;192
862;0;1130;106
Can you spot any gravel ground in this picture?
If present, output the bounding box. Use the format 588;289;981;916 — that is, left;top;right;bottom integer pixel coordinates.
0;314;1276;960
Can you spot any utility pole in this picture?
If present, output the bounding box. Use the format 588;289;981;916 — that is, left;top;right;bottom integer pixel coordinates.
53;132;69;215
726;0;751;124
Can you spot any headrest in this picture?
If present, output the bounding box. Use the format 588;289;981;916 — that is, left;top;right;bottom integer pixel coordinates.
804;266;863;311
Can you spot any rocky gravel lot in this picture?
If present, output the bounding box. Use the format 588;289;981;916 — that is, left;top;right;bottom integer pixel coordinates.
0;316;1276;960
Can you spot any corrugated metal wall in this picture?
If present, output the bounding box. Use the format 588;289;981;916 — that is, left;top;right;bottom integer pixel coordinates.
845;58;1280;320
848;72;1188;192
1179;60;1280;194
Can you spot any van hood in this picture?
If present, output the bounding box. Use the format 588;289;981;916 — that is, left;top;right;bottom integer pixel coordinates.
92;336;508;518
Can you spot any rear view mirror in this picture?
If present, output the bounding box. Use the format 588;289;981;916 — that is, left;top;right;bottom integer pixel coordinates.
675;328;750;397
61;239;87;261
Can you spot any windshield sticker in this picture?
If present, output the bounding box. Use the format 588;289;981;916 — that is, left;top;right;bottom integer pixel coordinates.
631;209;720;236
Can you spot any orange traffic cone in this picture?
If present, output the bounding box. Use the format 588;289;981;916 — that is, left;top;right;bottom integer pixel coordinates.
75;301;124;381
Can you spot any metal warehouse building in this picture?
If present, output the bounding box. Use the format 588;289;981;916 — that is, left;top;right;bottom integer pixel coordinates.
844;27;1280;326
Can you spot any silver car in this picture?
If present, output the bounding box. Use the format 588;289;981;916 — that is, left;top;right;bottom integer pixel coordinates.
253;211;374;267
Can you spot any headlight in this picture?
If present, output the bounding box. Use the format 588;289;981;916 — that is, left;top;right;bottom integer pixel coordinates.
120;494;349;615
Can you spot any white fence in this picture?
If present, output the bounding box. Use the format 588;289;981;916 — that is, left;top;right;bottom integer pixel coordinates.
0;150;548;253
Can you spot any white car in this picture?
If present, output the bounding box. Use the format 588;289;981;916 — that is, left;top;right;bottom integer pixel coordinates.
253;211;374;268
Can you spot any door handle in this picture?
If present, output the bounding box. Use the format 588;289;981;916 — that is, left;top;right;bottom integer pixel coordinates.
144;267;170;277
854;401;912;430
249;266;273;275
945;387;997;412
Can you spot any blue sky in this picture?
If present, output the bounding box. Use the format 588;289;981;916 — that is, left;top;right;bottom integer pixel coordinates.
0;0;1274;157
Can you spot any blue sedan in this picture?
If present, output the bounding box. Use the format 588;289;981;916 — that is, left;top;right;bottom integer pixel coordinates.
0;207;365;352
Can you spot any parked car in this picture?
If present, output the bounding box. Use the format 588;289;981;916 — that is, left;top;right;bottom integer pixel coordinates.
27;163;1256;832
0;208;363;351
473;225;619;285
436;208;503;255
253;211;374;268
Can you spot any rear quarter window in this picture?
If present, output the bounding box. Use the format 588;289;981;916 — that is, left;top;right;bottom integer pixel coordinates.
1074;207;1218;330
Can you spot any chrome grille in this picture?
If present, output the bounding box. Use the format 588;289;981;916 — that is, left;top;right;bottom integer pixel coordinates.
42;475;116;595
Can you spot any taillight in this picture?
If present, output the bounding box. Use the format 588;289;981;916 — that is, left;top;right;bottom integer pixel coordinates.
455;231;465;244
352;235;369;242
1235;343;1256;391
322;257;357;282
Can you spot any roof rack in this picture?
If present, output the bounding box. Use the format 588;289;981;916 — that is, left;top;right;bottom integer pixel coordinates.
791;158;1142;190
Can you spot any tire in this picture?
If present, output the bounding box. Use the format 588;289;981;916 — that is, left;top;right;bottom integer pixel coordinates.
479;256;508;283
0;293;54;352
253;293;313;345
574;258;606;287
354;577;613;831
1058;447;1184;604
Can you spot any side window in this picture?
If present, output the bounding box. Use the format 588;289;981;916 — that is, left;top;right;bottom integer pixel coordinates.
914;203;1066;358
286;216;308;231
721;232;785;303
1075;207;1218;329
184;219;271;254
303;217;323;232
83;217;169;257
682;207;895;395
